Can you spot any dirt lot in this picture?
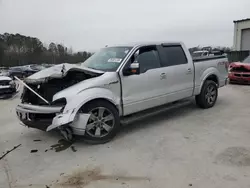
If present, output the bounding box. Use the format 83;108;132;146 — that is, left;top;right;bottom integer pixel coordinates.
1;85;250;188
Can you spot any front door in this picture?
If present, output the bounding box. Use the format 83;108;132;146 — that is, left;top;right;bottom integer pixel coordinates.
119;45;167;115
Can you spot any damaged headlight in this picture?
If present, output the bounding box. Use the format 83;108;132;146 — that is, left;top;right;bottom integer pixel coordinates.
9;80;15;87
52;98;67;106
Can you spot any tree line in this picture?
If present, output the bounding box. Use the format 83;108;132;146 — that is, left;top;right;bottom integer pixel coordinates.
0;33;233;68
0;33;92;67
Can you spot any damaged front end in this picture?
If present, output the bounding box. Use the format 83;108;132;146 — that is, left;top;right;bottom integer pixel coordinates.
16;63;103;139
228;62;250;84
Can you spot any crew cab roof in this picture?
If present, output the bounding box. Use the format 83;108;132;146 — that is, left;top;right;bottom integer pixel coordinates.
109;41;184;48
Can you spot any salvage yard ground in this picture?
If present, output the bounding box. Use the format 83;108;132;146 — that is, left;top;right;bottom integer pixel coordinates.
1;85;250;188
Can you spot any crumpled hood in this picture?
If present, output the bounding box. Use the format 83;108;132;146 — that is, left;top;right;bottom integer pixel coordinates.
53;72;119;102
24;63;104;83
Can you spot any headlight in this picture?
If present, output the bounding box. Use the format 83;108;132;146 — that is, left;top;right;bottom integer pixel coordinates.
52;98;67;106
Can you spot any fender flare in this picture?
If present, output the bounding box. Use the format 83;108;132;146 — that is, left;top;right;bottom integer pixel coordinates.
47;88;121;132
198;67;219;93
64;87;121;122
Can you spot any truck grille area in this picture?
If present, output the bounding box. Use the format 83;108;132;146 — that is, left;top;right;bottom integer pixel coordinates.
16;111;56;121
0;80;10;86
17;112;55;131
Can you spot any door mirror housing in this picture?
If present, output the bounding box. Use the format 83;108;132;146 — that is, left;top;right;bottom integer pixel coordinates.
123;61;140;76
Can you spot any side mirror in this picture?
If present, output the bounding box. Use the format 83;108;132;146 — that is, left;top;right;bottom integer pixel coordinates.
123;62;140;76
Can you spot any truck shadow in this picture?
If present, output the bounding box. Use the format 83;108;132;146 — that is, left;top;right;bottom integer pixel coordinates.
118;100;198;138
23;97;227;149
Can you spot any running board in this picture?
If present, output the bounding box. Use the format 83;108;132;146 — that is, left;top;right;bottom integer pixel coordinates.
120;99;192;125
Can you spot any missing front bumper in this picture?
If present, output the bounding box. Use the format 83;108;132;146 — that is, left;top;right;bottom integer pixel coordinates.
16;103;91;135
16;104;63;131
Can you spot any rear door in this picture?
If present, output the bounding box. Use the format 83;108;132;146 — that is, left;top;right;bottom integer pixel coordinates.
157;44;194;102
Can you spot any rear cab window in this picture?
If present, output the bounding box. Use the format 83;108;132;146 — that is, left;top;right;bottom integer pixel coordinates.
157;44;188;67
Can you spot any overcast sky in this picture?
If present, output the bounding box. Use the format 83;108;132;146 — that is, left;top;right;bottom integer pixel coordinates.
0;0;249;51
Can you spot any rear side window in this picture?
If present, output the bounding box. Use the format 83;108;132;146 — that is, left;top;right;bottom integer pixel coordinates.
161;46;187;67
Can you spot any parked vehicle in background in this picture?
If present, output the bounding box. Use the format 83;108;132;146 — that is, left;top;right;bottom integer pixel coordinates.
0;69;10;77
23;64;45;77
0;76;17;98
8;67;26;78
192;50;210;57
42;64;54;68
228;55;250;84
9;64;45;78
192;50;226;58
16;41;228;144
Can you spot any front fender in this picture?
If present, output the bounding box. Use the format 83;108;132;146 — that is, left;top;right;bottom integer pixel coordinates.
47;88;121;132
47;87;121;132
66;87;120;116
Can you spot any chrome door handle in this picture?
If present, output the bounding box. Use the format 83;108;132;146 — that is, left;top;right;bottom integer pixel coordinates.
186;68;192;74
160;73;166;80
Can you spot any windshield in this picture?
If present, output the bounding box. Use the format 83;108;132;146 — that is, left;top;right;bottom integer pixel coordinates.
82;46;132;71
243;55;250;63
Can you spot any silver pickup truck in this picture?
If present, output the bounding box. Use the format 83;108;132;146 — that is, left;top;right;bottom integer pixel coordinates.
16;42;228;143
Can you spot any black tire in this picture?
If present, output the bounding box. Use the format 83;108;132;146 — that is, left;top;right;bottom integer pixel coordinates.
195;80;218;109
81;100;120;144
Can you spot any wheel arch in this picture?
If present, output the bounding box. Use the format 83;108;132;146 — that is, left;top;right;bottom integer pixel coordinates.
62;87;122;122
205;74;219;85
80;98;120;115
198;67;220;94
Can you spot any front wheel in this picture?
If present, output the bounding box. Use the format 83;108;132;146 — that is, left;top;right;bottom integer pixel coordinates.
195;80;218;109
80;100;120;144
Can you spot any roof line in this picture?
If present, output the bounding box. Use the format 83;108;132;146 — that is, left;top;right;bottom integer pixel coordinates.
233;18;250;23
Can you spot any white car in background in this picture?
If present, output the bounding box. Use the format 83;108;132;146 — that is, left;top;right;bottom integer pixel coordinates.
0;76;17;98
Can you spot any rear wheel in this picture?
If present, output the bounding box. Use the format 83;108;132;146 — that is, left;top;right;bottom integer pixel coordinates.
195;80;218;109
80;100;120;144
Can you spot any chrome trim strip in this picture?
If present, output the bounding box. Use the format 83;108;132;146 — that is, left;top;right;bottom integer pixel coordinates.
16;103;62;114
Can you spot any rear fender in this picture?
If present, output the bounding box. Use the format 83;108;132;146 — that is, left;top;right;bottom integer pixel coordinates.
197;67;220;94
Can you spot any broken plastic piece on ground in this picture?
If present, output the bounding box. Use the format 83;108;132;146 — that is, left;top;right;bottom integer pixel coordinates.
30;149;38;153
50;139;73;152
33;139;42;142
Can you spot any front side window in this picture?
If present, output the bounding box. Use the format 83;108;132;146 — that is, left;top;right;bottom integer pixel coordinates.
83;47;132;72
130;46;161;73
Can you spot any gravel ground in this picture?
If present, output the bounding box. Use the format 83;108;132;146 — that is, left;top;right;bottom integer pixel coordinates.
1;84;250;188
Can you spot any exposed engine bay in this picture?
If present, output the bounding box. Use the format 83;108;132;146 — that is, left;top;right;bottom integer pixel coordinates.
21;67;102;106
